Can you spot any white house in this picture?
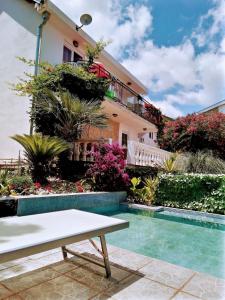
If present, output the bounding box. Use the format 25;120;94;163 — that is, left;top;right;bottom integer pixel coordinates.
0;0;170;166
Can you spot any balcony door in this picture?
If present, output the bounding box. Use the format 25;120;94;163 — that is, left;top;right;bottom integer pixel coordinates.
122;133;128;147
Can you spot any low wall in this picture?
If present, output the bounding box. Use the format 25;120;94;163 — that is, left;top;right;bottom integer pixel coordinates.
16;191;127;216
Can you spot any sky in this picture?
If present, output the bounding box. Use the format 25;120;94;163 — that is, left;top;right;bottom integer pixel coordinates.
51;0;225;118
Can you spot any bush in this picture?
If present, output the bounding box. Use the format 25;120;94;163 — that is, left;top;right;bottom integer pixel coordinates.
10;176;33;194
181;151;225;174
86;143;129;191
154;174;225;214
125;165;159;185
159;112;225;158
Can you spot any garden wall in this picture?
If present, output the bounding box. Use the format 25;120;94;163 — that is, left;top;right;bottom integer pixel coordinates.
16;191;127;216
154;174;225;215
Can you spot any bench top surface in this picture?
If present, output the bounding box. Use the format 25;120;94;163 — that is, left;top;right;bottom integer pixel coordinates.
0;210;128;255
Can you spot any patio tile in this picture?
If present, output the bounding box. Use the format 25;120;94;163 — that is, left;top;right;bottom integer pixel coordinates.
66;263;131;292
106;274;176;300
172;291;203;300
91;292;115;299
69;240;119;257
1;267;59;293
33;252;65;267
183;273;225;300
0;260;46;281
49;257;87;274
139;258;194;289
2;295;23;300
108;248;152;271
28;249;60;260
0;258;30;271
19;275;98;300
0;284;13;299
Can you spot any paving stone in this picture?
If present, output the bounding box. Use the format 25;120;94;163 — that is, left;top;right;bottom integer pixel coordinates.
19;275;98;300
2;267;59;293
106;274;176;300
139;258;194;289
183;273;225;300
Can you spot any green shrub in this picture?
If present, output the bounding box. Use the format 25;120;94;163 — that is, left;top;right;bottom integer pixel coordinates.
154;174;225;214
10;176;33;194
125;165;159;185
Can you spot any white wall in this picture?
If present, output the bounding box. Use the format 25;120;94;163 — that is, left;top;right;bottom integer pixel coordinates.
219;104;225;113
0;0;41;158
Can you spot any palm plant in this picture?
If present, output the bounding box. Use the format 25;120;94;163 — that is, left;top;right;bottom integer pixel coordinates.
11;134;69;184
34;90;108;143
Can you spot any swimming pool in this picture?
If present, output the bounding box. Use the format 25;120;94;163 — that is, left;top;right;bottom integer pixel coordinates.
102;206;225;279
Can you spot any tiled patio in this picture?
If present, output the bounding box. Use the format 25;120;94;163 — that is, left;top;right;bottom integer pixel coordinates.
0;240;224;300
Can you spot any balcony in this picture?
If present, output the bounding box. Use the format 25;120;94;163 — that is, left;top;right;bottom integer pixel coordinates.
74;140;171;167
67;61;159;125
127;140;171;166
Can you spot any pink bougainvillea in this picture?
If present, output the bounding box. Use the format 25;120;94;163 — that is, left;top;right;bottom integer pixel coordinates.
86;143;130;191
159;112;225;158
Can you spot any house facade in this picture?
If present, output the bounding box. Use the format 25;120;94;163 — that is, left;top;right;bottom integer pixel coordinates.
0;0;170;166
198;99;225;115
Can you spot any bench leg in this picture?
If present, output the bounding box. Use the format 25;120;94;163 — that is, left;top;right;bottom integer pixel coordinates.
99;235;111;278
61;246;67;259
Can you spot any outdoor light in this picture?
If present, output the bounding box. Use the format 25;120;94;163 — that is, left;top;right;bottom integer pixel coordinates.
112;113;118;117
76;14;92;31
143;128;147;131
73;40;79;47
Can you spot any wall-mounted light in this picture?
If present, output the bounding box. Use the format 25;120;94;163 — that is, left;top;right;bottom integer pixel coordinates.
73;40;79;47
143;128;147;131
76;14;92;31
127;81;132;86
112;113;118;117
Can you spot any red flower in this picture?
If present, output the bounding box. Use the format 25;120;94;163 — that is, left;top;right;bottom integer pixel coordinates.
34;182;41;189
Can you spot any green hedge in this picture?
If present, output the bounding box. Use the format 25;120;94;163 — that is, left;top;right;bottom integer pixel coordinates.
154;174;225;214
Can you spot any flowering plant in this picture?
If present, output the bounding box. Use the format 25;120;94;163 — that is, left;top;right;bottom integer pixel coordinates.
86;143;130;191
159;112;225;158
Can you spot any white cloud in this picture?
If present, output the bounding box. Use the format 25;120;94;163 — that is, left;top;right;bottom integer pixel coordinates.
192;0;225;48
51;0;152;59
51;0;225;118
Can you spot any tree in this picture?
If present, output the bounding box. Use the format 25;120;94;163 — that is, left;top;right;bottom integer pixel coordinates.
34;89;108;140
159;112;225;158
11;134;69;184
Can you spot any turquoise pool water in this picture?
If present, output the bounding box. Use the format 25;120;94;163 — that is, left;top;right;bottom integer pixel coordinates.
103;207;225;279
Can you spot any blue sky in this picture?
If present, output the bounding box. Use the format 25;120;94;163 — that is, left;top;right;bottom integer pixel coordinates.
52;0;225;117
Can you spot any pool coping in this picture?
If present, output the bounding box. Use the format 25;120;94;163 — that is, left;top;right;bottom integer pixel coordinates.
122;202;225;221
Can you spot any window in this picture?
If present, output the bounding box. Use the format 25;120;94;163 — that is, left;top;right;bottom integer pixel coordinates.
149;132;154;139
73;51;82;62
63;46;72;63
122;133;128;147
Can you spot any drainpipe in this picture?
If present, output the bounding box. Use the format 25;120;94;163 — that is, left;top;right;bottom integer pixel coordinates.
30;10;50;134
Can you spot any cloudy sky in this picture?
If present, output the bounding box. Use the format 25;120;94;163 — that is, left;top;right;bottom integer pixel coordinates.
52;0;225;118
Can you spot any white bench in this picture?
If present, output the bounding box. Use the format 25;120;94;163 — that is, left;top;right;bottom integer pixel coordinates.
0;209;129;277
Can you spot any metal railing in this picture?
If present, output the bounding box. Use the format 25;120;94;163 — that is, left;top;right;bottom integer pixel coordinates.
67;60;153;122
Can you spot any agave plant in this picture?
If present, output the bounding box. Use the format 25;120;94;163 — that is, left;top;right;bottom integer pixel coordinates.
11;134;69;184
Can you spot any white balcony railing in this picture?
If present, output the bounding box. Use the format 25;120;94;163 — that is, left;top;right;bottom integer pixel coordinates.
127;140;171;166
